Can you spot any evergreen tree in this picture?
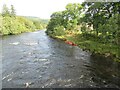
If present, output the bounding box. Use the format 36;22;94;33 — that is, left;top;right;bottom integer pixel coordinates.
10;5;16;17
2;4;10;16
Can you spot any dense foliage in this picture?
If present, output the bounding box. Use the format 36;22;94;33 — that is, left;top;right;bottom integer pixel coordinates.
24;16;48;29
46;3;83;36
81;2;120;44
46;2;120;61
0;4;48;35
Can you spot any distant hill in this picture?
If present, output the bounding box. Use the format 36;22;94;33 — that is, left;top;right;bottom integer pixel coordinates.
23;16;49;24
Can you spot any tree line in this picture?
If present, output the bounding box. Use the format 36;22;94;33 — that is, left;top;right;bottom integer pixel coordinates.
46;2;120;61
0;4;47;35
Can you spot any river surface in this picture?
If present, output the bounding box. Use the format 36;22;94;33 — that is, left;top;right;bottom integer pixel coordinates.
1;30;120;88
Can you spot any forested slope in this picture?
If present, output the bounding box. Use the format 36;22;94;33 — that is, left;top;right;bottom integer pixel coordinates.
0;4;48;35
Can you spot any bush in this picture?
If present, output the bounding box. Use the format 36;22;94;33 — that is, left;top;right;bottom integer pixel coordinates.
97;14;119;44
53;26;65;36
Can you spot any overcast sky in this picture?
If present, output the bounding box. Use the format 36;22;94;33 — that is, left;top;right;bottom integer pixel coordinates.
0;0;84;19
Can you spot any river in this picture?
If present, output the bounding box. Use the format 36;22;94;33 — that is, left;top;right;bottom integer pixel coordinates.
1;30;120;88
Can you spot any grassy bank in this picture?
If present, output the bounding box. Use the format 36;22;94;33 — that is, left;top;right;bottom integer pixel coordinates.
50;31;120;62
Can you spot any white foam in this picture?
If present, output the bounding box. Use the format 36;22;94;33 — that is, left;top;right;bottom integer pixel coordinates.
24;42;38;46
9;42;20;45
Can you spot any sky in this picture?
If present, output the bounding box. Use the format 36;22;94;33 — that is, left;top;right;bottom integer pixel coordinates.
0;0;84;19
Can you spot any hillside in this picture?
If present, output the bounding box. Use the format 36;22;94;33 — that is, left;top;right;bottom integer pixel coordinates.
23;16;49;24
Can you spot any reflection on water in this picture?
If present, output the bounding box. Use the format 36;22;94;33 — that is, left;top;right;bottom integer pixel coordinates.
89;54;120;87
1;30;120;88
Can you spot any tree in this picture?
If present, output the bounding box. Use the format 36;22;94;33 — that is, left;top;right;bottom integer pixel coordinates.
46;3;83;35
64;3;83;30
2;4;10;16
10;5;16;17
81;2;120;36
46;11;64;35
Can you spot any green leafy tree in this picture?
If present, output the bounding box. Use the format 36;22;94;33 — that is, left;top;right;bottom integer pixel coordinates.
97;14;120;44
46;11;63;35
46;3;83;35
82;2;120;35
64;3;83;30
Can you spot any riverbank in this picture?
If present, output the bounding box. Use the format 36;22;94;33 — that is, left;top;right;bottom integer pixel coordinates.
48;32;120;63
1;29;46;36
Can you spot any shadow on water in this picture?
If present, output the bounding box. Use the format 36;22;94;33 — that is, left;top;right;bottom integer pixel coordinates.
89;54;120;87
45;35;120;88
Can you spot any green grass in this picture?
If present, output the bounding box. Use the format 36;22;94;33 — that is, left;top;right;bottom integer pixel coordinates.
54;33;120;62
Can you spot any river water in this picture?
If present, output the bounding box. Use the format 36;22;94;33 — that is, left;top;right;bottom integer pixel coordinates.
1;30;120;88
